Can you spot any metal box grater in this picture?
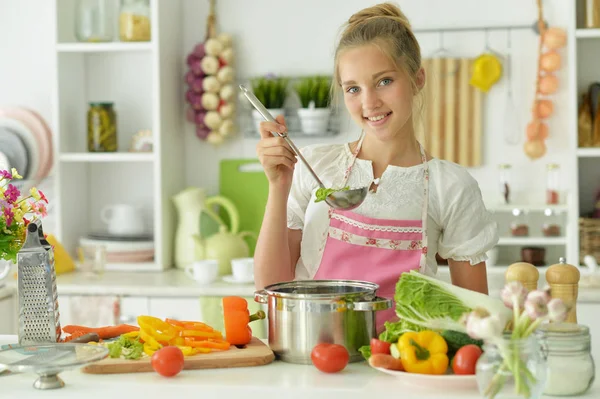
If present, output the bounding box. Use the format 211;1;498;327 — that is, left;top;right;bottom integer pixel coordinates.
17;220;62;345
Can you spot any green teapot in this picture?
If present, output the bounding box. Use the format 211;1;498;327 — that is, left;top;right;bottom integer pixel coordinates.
191;198;257;277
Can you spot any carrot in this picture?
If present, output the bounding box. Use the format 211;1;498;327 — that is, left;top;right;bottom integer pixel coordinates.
62;324;139;339
368;354;405;371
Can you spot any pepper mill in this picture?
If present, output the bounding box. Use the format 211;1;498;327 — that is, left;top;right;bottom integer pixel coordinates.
505;262;539;291
546;257;580;323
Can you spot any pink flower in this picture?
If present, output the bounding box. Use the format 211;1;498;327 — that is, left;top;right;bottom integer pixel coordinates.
38;190;48;204
35;203;48;217
0;170;11;179
4;184;20;203
2;206;14;227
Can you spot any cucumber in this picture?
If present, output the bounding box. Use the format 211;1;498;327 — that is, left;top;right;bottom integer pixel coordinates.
390;343;401;359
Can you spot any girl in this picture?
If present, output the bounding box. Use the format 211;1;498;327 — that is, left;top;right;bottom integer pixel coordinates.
253;2;498;329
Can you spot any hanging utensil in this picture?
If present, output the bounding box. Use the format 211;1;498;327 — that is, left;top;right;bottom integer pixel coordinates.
504;28;520;145
239;85;368;211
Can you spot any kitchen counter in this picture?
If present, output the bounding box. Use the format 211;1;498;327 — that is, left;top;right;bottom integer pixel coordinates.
0;285;14;300
5;268;600;302
1;335;598;399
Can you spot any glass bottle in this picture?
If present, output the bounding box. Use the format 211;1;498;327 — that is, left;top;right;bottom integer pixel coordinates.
535;323;595;396
119;0;151;42
476;335;548;399
75;0;113;42
546;163;560;205
542;208;561;237
585;0;600;28
510;208;529;236
88;103;118;152
498;164;511;204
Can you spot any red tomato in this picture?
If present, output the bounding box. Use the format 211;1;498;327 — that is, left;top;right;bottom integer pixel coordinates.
452;344;483;375
370;338;391;355
151;346;185;377
310;343;349;373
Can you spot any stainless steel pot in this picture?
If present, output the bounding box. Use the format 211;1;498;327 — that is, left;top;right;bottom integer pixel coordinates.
254;279;392;364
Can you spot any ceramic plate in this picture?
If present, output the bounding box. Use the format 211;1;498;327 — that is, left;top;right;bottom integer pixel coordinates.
0;117;39;180
0;126;29;177
0;107;50;180
25;107;54;179
223;275;254;284
373;367;478;390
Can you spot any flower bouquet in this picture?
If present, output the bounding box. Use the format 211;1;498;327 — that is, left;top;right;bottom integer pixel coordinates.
462;282;568;399
0;168;49;263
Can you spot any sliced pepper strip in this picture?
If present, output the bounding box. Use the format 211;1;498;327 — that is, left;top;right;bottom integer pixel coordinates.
137;316;178;341
184;338;230;350
397;331;449;375
181;330;223;339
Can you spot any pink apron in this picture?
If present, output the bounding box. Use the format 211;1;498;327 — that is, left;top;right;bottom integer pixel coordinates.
314;134;429;331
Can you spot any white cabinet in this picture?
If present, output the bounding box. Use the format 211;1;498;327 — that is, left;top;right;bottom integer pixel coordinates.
148;297;202;322
57;294;149;327
0;293;16;335
52;0;186;272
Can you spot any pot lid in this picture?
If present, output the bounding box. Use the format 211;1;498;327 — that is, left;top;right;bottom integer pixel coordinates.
261;279;379;300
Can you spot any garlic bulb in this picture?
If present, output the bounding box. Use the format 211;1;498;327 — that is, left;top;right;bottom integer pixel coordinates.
201;92;220;111
220;48;234;65
205;38;224;56
200;56;219;75
220;84;235;102
202;76;221;94
207;131;224;145
219;102;235;119
217;33;233;48
217;66;235;84
204;111;223;130
219;119;235;136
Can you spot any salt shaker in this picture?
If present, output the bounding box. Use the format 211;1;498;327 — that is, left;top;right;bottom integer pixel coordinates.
546;257;580;323
505;261;539;291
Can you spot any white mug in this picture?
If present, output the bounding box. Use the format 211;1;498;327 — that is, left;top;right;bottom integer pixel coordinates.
231;257;254;282
100;204;145;236
185;259;219;284
0;260;12;282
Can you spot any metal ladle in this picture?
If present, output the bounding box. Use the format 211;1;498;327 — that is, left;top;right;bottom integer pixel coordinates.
239;85;368;211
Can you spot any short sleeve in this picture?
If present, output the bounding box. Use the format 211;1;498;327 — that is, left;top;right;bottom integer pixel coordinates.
286;147;313;230
437;176;499;265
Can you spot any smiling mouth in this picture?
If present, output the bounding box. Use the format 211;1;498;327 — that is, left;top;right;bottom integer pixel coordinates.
364;112;392;122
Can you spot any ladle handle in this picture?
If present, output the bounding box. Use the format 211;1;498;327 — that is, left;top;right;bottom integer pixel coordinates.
239;85;326;189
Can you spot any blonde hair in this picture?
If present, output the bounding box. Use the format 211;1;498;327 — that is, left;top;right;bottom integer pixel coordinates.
331;3;423;106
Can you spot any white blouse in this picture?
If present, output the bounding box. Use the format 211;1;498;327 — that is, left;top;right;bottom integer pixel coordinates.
286;142;499;280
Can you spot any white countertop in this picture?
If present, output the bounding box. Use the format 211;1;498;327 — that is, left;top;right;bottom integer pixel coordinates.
1;335;598;399
4;268;600;303
0;286;15;300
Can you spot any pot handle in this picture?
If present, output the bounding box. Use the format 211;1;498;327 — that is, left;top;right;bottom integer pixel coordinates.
347;297;393;312
254;290;268;304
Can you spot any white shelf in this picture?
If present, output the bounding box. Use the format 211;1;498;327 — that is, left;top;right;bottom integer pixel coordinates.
575;29;600;38
438;265;550;276
56;42;153;53
60;152;155;162
497;237;567;246
577;147;600;157
489;204;569;213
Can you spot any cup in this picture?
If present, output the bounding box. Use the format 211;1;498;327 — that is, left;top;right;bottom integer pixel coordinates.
231;257;254;282
77;245;106;276
185;259;218;285
100;204;145;236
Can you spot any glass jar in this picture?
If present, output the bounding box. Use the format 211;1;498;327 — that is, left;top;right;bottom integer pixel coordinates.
542;208;561;237
585;0;600;28
546;163;560;205
88;103;117;152
499;164;512;204
535;323;595;396
476;336;547;399
75;0;114;42
119;0;151;42
510;209;529;236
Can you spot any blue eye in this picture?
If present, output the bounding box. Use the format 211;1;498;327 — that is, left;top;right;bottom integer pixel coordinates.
346;86;359;94
379;78;392;86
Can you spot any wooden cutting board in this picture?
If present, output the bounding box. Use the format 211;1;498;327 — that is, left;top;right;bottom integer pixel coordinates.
81;337;275;374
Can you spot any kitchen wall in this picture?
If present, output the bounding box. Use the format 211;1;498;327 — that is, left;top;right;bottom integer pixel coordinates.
0;0;573;206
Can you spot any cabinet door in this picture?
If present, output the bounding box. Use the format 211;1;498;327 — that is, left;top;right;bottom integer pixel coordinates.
118;297;150;326
57;295;149;327
148;298;202;321
0;295;16;334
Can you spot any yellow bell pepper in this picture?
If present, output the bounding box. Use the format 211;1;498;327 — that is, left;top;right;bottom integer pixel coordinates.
397;331;449;375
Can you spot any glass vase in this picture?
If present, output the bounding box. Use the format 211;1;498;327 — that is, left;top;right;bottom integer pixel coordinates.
475;336;547;399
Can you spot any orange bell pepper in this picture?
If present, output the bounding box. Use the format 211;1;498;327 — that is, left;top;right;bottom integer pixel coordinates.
222;296;265;346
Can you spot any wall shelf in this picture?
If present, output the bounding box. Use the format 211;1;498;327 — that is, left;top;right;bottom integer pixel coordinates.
577;147;600;157
575;29;600;38
60;152;154;162
56;42;153;53
497;237;567;246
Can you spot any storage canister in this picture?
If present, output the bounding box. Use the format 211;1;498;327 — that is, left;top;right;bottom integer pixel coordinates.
88;102;117;152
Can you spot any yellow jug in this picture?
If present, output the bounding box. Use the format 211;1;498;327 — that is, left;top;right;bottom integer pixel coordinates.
46;234;75;274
